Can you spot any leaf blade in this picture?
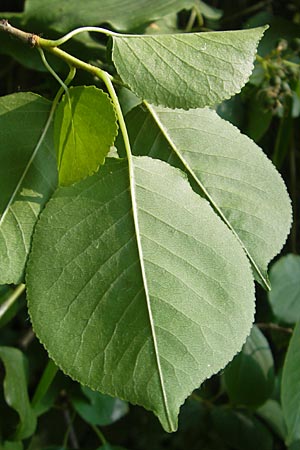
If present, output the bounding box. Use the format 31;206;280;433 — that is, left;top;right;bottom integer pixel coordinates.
27;156;255;431
54;86;118;186
0;92;57;284
24;0;194;32
112;27;267;109
0;346;37;440
120;104;292;288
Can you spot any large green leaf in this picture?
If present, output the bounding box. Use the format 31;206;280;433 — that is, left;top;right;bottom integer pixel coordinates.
0;347;36;440
223;325;275;408
0;93;57;284
23;0;194;32
54;86;118;186
27;156;255;432
282;321;300;446
268;254;300;324
112;27;266;110
119;105;292;287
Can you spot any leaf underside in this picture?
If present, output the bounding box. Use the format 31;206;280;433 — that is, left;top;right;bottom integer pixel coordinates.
0;93;57;284
119;105;292;288
112;27;267;109
27;156;255;432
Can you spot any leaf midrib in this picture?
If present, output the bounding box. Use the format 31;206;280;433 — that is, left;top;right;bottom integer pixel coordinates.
145;102;270;290
127;155;175;432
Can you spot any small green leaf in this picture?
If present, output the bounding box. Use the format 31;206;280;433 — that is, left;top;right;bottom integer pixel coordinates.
269;254;300;324
282;321;300;446
120;105;292;288
112;27;267;109
72;386;128;426
54;86;118;186
224;325;275;408
27;157;255;432
0;92;57;284
0;347;36;440
24;0;194;32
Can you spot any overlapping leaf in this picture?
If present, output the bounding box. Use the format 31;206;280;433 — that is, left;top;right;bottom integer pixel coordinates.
54;86;118;186
269;254;300;324
0;93;57;284
0;346;36;440
27;156;255;432
112;27;267;109
24;0;194;32
223;325;274;407
119;105;292;287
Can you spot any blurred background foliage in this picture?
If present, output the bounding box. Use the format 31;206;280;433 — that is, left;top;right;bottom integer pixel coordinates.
0;1;299;449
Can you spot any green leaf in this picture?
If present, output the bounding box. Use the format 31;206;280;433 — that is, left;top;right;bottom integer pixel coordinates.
120;105;292;288
54;86;118;186
223;325;275;408
0;92;57;284
72;386;128;426
24;0;194;32
0;347;36;440
211;407;273;450
257;399;287;440
268;254;300;324
27;156;255;432
1;442;23;450
112;27;267;110
196;0;223;20
282;321;300;446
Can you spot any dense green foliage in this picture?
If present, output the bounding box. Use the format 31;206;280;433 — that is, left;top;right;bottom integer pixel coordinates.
0;1;299;449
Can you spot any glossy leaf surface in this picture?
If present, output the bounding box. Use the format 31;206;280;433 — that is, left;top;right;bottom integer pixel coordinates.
120;105;292;288
27;157;255;432
0;93;57;284
112;27;266;109
54;86;118;186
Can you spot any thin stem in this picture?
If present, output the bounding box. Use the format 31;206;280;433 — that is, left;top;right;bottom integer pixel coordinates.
91;424;107;445
38;47;74;97
0;284;25;320
37;26;121;48
185;8;198;32
257;322;293;334
63;409;79;449
31;359;58;408
96;70;132;160
222;0;272;23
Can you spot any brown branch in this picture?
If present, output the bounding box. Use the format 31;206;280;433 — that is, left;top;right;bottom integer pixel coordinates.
0;19;38;46
257;322;293;334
